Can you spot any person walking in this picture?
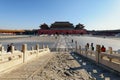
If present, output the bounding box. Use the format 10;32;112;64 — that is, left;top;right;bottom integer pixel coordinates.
7;43;14;52
7;44;11;52
91;43;94;51
86;43;89;49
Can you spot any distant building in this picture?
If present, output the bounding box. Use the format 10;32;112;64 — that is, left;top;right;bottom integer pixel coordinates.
88;30;120;36
40;23;50;30
50;22;74;30
0;29;25;35
38;21;87;35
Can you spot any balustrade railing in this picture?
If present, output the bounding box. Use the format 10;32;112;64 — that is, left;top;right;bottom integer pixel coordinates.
0;44;50;72
76;45;120;73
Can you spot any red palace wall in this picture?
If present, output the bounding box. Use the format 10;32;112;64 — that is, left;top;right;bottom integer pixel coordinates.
38;29;87;35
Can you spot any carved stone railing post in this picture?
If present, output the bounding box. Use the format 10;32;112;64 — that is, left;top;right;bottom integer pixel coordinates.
46;45;48;48
109;47;113;54
36;44;39;57
36;44;39;50
22;44;27;63
1;46;4;61
11;46;15;54
75;41;77;52
79;45;81;54
85;45;88;57
96;45;101;63
31;46;34;51
1;46;4;53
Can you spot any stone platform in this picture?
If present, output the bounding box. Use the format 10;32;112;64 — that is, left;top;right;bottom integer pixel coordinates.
0;35;120;80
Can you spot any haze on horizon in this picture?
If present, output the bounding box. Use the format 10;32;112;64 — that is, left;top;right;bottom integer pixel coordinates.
0;0;120;30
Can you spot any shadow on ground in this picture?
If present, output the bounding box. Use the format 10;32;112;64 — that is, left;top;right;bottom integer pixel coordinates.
69;52;120;80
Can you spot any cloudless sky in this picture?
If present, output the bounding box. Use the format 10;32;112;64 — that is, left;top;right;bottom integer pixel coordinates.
0;0;120;30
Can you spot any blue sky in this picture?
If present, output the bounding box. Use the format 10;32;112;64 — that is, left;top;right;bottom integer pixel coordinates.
0;0;120;30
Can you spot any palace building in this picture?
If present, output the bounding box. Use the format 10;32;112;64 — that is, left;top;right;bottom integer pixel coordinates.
38;21;87;35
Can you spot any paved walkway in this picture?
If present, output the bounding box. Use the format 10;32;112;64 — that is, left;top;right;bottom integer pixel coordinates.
0;53;53;80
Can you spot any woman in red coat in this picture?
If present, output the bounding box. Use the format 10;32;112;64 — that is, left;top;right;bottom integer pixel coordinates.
101;45;106;52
